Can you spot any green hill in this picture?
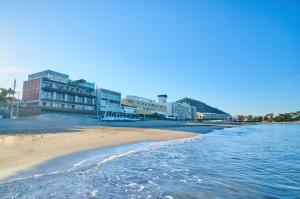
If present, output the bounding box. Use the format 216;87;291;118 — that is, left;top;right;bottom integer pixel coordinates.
177;98;227;114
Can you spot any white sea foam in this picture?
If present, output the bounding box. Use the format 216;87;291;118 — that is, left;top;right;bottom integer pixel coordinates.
165;196;174;199
72;154;106;168
90;189;98;197
3;153;107;183
3;170;66;183
93;135;201;168
148;180;159;187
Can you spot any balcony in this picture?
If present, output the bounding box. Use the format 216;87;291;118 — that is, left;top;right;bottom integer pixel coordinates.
42;85;96;98
40;98;95;106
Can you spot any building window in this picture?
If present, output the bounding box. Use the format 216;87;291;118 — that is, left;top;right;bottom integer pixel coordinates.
55;84;64;90
56;93;64;101
86;98;92;104
43;82;53;88
67;95;75;102
42;102;47;106
77;96;84;103
42;91;53;99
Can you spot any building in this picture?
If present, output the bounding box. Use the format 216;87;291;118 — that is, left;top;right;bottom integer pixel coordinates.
190;106;197;120
167;102;192;120
196;112;231;120
22;70;96;112
96;88;121;116
121;95;167;116
157;94;168;105
121;105;136;114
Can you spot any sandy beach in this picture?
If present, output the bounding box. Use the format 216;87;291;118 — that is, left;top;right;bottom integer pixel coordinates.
0;126;197;180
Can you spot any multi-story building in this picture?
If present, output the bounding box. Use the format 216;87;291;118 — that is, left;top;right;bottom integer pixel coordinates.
121;95;167;116
196;112;231;120
121;105;136;114
96;88;121;116
22;70;96;112
167;102;192;120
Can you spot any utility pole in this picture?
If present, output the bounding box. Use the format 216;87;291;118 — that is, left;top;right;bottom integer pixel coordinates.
16;91;20;118
96;85;99;119
10;79;16;119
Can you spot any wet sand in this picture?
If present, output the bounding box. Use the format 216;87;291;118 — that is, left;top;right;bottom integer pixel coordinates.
0;127;197;180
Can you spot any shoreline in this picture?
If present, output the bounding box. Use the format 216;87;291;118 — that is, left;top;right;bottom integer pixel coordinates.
0;127;197;181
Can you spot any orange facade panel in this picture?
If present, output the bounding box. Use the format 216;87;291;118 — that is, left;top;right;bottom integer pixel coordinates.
22;78;41;101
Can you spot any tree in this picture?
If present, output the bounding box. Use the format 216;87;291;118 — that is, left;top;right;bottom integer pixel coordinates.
0;87;14;104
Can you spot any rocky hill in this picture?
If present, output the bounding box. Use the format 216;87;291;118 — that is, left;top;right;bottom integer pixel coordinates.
177;98;227;114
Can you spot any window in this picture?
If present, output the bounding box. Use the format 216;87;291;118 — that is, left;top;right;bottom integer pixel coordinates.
55;84;64;90
43;82;53;88
77;96;84;103
86;98;93;104
56;93;64;101
42;91;53;99
67;95;75;102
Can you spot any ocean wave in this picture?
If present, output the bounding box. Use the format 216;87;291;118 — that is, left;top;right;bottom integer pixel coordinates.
95;135;202;167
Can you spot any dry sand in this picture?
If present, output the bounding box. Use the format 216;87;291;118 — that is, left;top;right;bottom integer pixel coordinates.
0;127;197;180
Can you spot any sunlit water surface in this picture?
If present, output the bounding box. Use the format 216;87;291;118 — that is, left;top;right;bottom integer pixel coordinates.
1;124;300;199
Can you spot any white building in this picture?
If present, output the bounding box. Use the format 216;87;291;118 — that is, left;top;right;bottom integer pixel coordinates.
121;95;167;116
167;102;192;120
96;88;121;115
196;112;231;120
121;105;136;114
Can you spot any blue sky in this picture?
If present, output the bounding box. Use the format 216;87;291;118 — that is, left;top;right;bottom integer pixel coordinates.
0;0;299;115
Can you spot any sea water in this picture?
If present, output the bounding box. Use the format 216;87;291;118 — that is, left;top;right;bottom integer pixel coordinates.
0;124;300;199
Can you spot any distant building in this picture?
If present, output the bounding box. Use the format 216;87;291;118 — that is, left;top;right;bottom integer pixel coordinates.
167;102;192;120
121;105;136;114
22;70;96;113
157;94;168;105
121;95;167;116
190;106;197;119
196;112;231;120
96;88;121;116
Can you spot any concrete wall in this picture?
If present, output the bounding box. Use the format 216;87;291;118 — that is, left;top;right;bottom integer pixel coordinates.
13;106;42;117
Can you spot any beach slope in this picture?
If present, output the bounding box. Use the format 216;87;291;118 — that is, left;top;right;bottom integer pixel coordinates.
0;127;197;180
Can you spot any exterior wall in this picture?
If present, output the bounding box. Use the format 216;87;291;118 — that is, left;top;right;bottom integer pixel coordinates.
40;78;96;111
121;95;166;115
196;112;231;120
13;106;42;117
22;78;41;101
167;102;192;119
22;70;96;113
29;70;69;83
96;88;121;113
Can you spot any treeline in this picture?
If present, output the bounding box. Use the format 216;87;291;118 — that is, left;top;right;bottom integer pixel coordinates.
263;112;300;122
235;111;300;122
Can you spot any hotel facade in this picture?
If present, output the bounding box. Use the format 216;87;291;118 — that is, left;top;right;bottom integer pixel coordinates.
121;95;167;116
196;112;231;120
22;70;96;112
167;102;193;120
96;88;121;116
